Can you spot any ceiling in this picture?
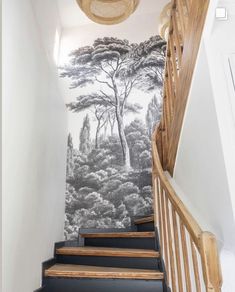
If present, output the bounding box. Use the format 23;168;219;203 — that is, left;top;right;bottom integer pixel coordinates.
57;0;168;29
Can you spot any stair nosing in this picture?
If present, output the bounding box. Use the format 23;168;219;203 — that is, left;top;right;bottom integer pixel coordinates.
45;264;164;280
134;215;154;225
80;231;155;238
56;246;159;258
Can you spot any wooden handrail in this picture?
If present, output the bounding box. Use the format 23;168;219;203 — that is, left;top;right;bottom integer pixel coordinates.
152;128;202;247
152;127;222;292
158;0;210;175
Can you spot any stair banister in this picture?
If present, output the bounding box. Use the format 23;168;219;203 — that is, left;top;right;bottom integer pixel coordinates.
158;0;211;175
152;127;222;292
153;0;223;288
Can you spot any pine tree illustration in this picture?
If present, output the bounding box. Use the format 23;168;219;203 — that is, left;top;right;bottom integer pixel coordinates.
79;114;91;154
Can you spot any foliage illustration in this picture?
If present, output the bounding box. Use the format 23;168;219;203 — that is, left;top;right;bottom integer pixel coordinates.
61;35;165;239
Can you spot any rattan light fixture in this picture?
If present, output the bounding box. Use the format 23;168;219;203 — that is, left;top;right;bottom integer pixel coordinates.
77;0;140;25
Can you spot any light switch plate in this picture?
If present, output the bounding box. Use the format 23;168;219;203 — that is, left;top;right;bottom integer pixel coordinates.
215;7;228;20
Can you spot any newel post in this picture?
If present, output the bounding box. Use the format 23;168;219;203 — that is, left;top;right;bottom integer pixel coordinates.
200;232;223;292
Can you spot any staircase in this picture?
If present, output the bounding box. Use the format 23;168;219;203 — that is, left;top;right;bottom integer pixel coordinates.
36;215;170;292
35;0;224;290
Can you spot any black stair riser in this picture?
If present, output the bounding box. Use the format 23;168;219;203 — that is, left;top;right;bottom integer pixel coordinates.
136;222;155;232
56;254;160;270
43;278;164;292
84;237;156;249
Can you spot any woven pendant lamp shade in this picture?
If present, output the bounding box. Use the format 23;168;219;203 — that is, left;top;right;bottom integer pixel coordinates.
77;0;139;25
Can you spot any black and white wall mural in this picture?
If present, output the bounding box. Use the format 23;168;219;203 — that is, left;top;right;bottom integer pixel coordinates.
60;35;166;240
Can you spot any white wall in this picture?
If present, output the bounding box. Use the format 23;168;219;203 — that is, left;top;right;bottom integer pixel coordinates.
171;1;235;290
0;0;2;289
173;42;235;249
2;0;67;291
204;0;235;225
60;11;164;63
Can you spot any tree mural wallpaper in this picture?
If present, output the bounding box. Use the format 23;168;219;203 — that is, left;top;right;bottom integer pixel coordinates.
61;35;166;240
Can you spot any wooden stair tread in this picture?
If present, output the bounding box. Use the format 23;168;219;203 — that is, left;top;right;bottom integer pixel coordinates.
80;231;155;238
56;246;159;258
45;264;164;280
134;215;154;225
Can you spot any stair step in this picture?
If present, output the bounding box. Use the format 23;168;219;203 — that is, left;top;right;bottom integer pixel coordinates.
56;246;159;258
45;264;164;280
134;215;154;225
82;231;156;249
80;231;155;238
56;246;160;270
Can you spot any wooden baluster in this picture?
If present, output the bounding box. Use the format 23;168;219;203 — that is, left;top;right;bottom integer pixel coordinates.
160;187;170;283
155;126;163;166
168;34;179;92
161;115;168;169
166;78;174;130
172;10;183;67
165;196;177;292
180;221;192;292
154;176;159;228
190;239;202;292
163;85;170;134
162;92;169;161
164;45;172;116
162;58;174;168
167;62;177;123
167;57;175;94
172;208;183;292
152;172;158;227
166;58;176;107
175;0;186;41
164;76;172;122
157;178;164;256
